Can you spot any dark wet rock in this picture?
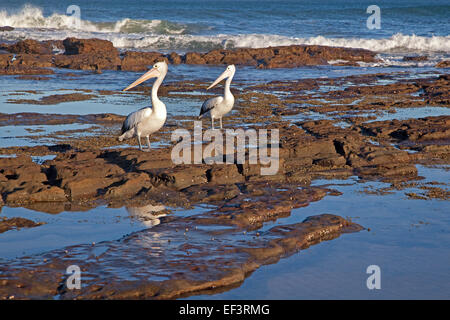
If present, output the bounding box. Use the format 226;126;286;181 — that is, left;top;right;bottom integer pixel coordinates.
361;116;450;142
0;66;54;76
0;53;54;75
184;52;205;64
435;60;450;68
1;111;446;205
120;51;168;71
0;65;54;76
54;53;121;71
64;177;118;200
0;26;14;32
0;159;46;184
358;116;449;167
7;93;97;105
0;53;53;68
0;39;379;72
50;156;124;181
7;39;52;55
199;185;330;229
42;40;65;54
159;164;209;190
356;164;418;180
0;217;44;234
36;38;123;71
63;37;118;56
344;81;421;96
0;155;54;204
330;60;360;66
207;164;245;184
168;52;182;65
403;56;428;62
415;75;450;105
0;213;361;299
183;45;377;68
15;75;51;81
0;112;124;126
29;186;67;202
5;185;67;203
0;155;33;167
105;172;152;199
182;183;241;203
405;185;450;201
46;155;123;201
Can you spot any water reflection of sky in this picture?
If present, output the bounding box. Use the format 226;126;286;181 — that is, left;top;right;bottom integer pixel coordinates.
190;165;450;299
0;123;99;147
0;204;209;260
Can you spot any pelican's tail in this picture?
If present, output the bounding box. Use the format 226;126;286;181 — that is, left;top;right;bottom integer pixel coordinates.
121;121;128;134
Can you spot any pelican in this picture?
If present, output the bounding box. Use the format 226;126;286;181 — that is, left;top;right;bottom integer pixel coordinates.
119;61;168;151
199;65;235;129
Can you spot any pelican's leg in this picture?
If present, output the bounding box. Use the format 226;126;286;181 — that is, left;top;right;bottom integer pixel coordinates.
211;117;215;130
137;134;143;151
220;117;223;129
146;136;151;149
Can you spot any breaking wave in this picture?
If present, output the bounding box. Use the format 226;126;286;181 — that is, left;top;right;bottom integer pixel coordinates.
0;4;198;34
0;5;448;54
106;33;450;53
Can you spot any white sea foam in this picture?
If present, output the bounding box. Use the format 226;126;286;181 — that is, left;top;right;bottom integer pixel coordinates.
298;33;450;53
1;5;449;55
0;4;185;34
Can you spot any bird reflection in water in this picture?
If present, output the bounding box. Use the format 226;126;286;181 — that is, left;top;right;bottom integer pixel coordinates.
126;204;167;227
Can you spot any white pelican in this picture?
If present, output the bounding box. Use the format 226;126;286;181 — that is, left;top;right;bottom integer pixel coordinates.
199;65;236;129
119;61;168;151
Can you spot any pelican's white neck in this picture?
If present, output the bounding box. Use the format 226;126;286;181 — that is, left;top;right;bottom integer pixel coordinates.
151;75;162;103
151;72;167;118
152;73;165;103
224;72;234;101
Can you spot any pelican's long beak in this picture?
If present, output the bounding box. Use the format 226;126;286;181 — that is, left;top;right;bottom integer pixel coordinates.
207;69;230;90
123;68;160;91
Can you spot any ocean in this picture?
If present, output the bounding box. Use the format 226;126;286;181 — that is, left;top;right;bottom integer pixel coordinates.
0;0;449;58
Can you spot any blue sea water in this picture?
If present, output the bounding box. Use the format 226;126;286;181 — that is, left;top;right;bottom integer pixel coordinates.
0;0;449;53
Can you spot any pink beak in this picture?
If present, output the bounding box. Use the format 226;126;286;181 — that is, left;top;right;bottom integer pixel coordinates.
207;69;230;90
123;68;160;91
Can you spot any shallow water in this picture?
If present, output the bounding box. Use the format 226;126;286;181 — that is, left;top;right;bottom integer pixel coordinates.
189;165;450;299
365;106;450;122
283;106;450;124
0;204;209;260
0;123;98;147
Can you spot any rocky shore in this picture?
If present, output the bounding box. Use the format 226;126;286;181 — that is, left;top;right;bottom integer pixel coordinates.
0;37;381;75
1;38;449;75
0;40;448;299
